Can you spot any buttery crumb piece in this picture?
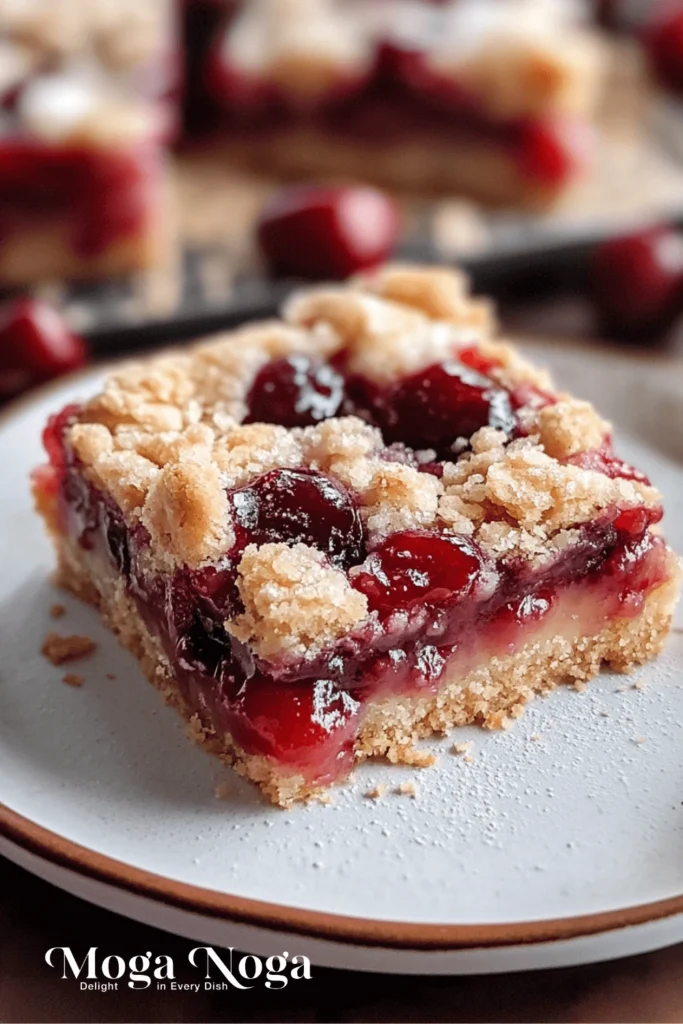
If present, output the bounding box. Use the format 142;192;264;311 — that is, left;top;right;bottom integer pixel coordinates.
530;733;542;742
634;681;647;691
49;603;66;619
41;633;96;666
452;741;473;756
632;736;647;745
62;673;84;688
214;779;234;800
396;781;418;798
365;784;386;800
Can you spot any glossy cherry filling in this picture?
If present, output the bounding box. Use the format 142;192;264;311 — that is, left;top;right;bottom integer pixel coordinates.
0;140;160;258
39;407;671;788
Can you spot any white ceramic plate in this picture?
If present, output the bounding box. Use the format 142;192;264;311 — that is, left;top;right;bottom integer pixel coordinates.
1;343;683;975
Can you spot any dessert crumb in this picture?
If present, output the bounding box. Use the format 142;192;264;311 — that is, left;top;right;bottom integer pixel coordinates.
632;736;647;745
396;781;418;798
634;681;646;691
530;733;542;742
451;741;473;756
213;780;234;800
312;793;334;806
42;632;96;666
365;784;386;801
574;680;588;692
49;603;66;619
401;747;437;768
62;673;84;688
105;672;117;681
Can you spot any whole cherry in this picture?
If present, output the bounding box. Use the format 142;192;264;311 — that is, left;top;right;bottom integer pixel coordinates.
644;4;683;95
0;298;87;398
590;225;683;339
256;184;401;280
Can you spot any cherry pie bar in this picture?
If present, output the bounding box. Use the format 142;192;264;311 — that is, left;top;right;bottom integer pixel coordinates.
192;0;607;208
34;265;681;805
0;0;174;284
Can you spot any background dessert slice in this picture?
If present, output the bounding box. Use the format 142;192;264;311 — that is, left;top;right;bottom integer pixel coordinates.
33;265;681;805
195;0;607;208
0;0;175;284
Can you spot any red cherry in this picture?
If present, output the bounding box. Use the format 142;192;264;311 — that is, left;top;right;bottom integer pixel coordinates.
644;5;683;95
352;530;484;617
590;226;683;337
381;360;516;455
245;354;345;427
568;447;651;485
515;120;579;187
226;675;360;774
205;45;273;117
0;299;87;397
229;468;365;569
257;185;400;280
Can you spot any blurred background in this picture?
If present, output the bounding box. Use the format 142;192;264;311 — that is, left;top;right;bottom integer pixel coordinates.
1;0;683;399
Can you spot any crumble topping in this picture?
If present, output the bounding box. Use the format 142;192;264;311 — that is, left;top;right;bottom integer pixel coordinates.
60;264;663;590
356;264;495;334
141;461;234;570
535;399;610;459
41;632;96;665
361;462;442;536
228;543;369;659
0;0;167;68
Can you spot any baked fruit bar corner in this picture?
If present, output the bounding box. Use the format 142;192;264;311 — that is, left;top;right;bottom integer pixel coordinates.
34;265;681;805
0;0;174;284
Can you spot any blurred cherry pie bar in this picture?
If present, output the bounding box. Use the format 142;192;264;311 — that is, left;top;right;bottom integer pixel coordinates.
194;0;608;208
34;265;681;805
0;0;175;284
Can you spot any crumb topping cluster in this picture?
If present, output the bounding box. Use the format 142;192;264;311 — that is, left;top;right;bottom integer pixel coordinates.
0;0;169;144
219;0;604;120
63;264;661;655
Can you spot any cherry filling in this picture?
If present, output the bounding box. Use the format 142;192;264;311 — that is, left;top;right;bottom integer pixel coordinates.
245;352;519;457
0;140;158;258
352;531;484;617
40;399;671;788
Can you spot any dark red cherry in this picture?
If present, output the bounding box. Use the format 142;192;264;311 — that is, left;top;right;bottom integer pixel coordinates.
644;5;683;94
226;675;360;773
352;530;484;616
568;448;651;485
373;39;430;87
515;120;578;187
0;299;87;397
257;185;400;280
382;360;515;454
229;468;365;569
245;354;345;427
590;226;683;338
